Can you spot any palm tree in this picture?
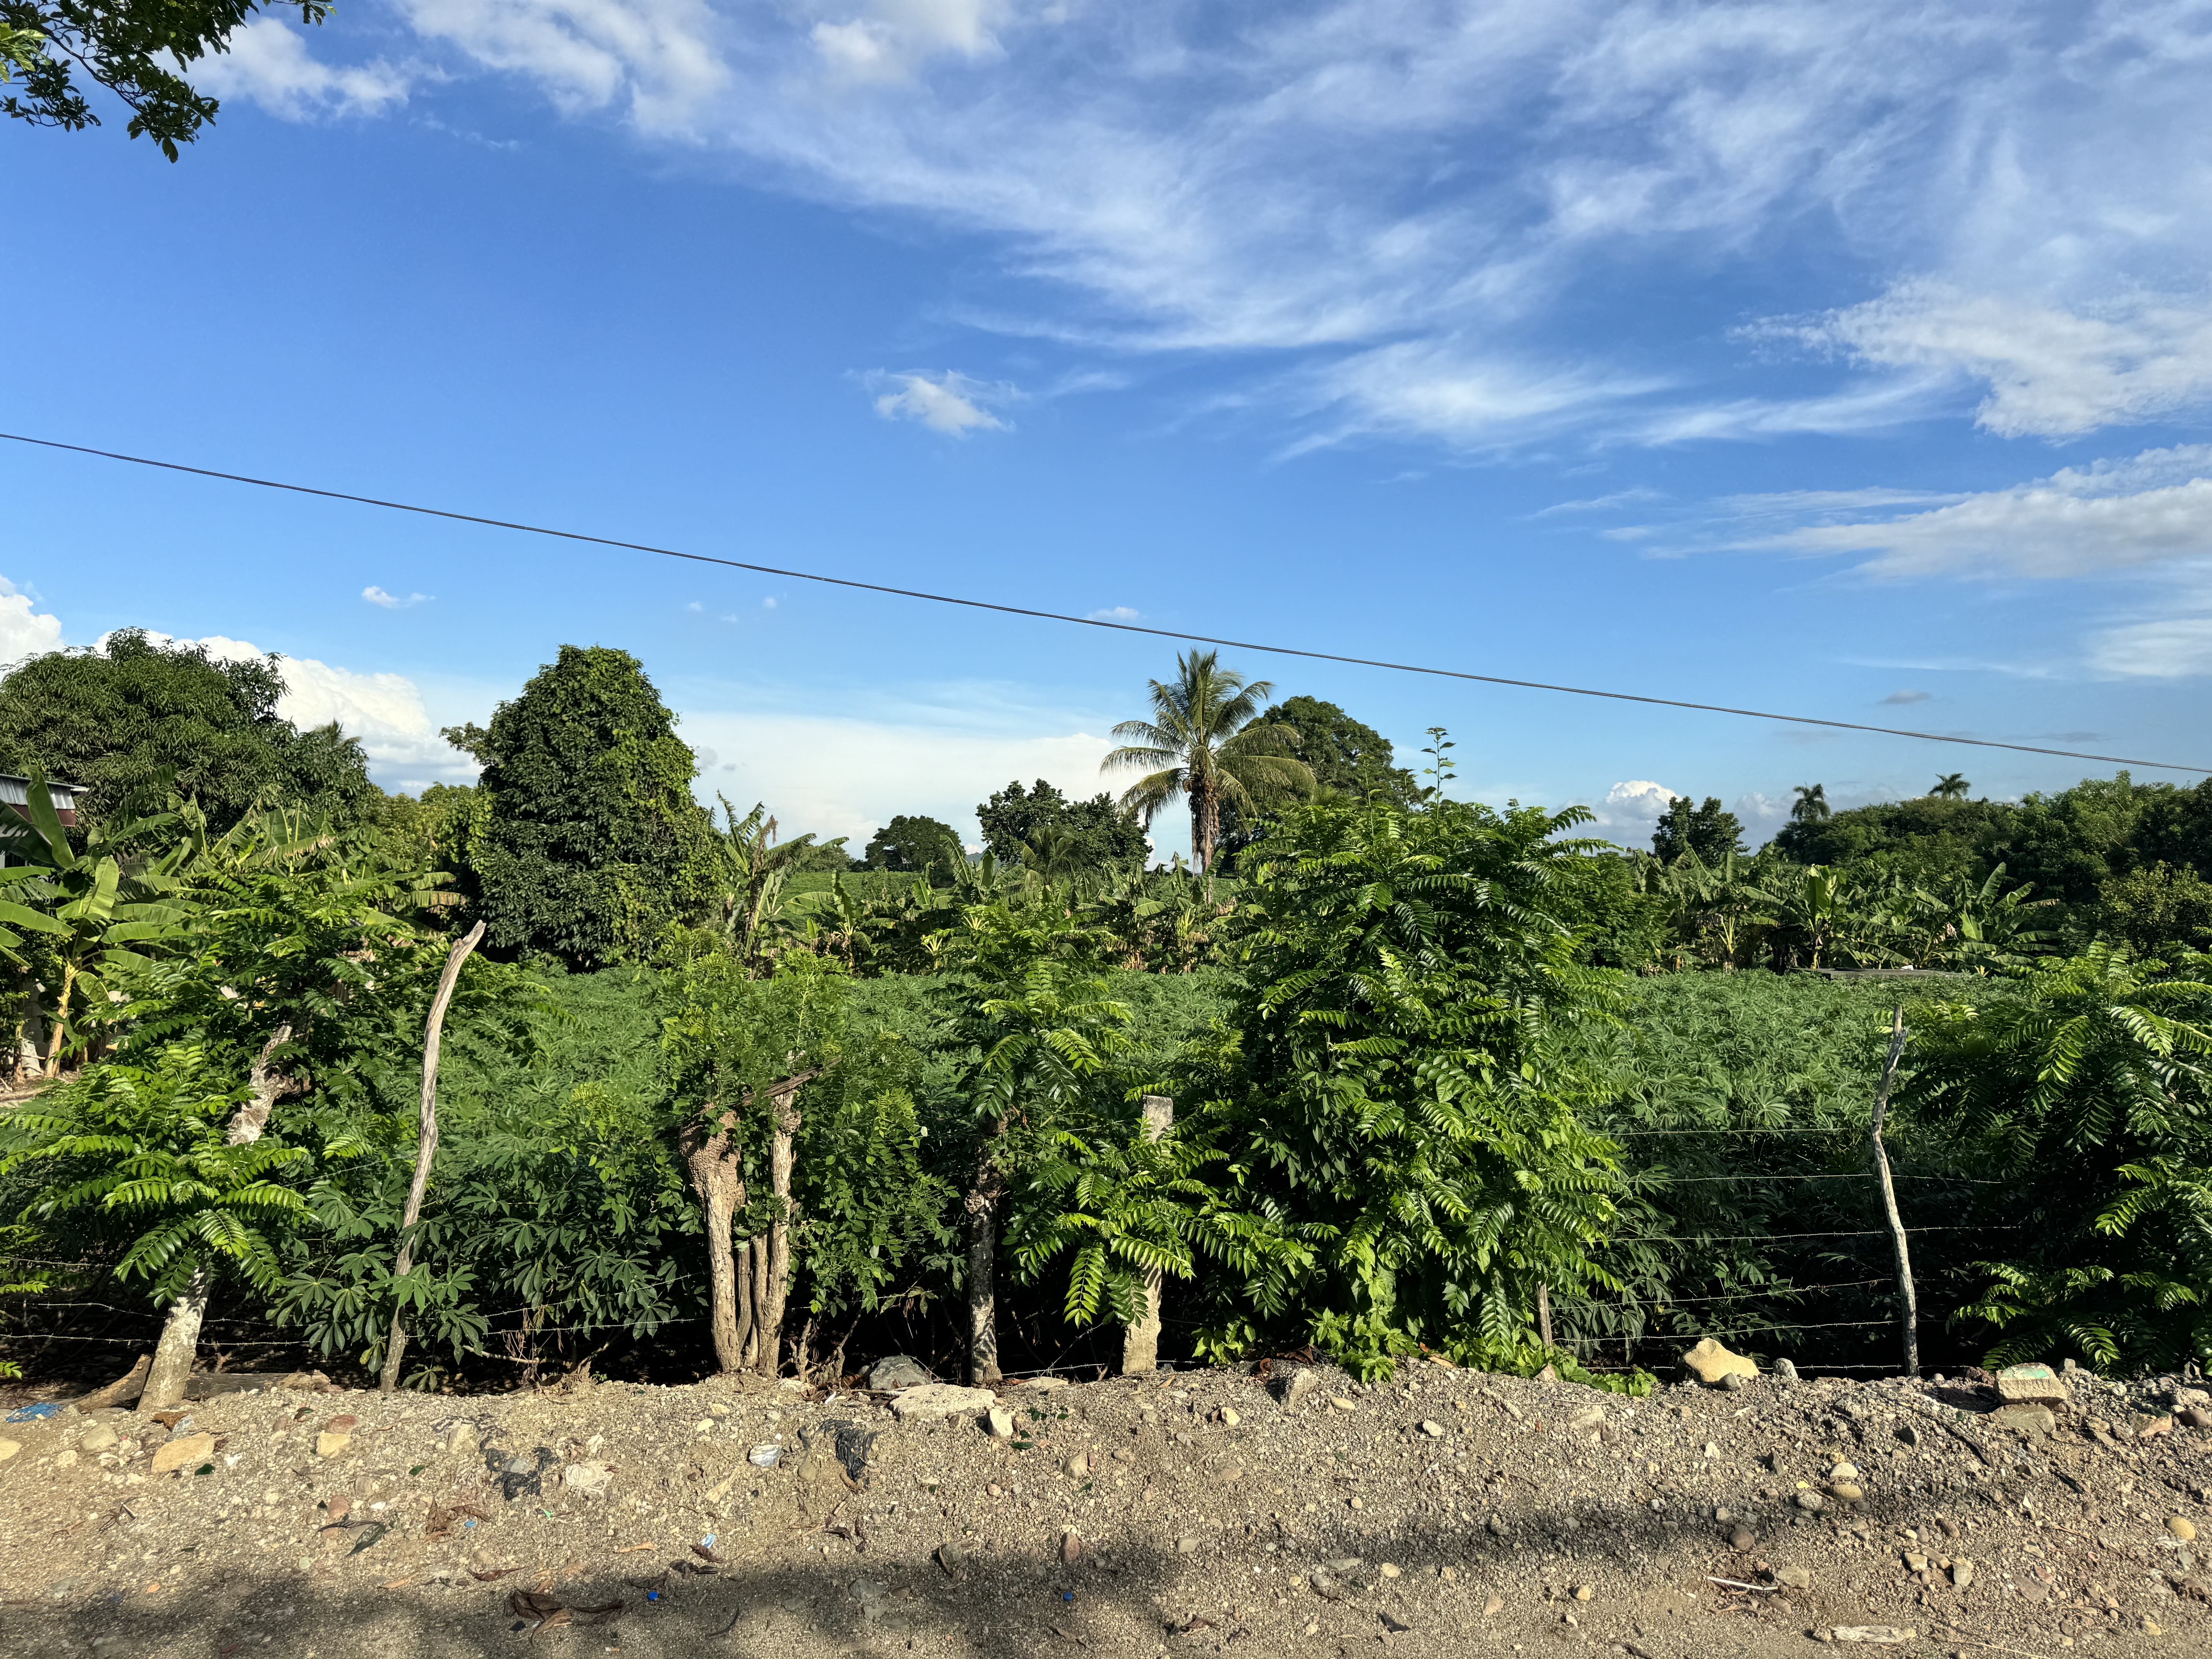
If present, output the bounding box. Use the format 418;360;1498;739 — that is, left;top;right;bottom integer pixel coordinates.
1102;652;1313;878
1931;773;1972;800
1791;783;1830;824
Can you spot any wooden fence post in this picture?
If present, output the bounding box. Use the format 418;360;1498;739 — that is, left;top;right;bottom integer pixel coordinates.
380;922;486;1395
1121;1094;1174;1375
1868;1004;1919;1379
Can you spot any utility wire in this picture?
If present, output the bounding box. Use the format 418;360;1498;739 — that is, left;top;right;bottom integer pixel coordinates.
3;430;2203;776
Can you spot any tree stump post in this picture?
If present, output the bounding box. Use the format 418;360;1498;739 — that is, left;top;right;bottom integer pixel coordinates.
1121;1094;1174;1375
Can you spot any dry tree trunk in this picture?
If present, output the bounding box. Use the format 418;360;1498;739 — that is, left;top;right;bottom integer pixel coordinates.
226;1025;298;1147
751;1071;816;1377
381;922;486;1394
732;1238;756;1365
143;1025;298;1412
747;1236;769;1366
1121;1094;1173;1376
680;1110;750;1375
965;1115;1010;1386
142;1265;210;1412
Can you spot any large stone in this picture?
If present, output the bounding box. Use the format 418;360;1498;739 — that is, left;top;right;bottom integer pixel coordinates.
869;1355;934;1392
78;1424;118;1454
314;1431;353;1460
150;1432;215;1475
1995;1364;2069;1405
0;1437;21;1464
1992;1403;2056;1438
1680;1338;1758;1387
889;1384;997;1423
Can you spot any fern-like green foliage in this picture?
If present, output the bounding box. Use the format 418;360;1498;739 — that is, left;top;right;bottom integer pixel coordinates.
1;1042;321;1305
1217;794;1629;1378
1006;1113;1310;1330
1908;942;2212;1372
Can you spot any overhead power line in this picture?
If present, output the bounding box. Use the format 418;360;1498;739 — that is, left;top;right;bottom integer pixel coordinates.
5;429;2204;776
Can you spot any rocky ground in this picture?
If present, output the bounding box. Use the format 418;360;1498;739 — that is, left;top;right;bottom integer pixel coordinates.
0;1350;2205;1659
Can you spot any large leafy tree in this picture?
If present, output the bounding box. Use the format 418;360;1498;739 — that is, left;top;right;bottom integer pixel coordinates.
0;630;376;833
1215;696;1419;865
443;646;718;967
1650;795;1745;865
1259;697;1419;807
1103;651;1312;876
1218;795;1627;1376
930;901;1131;1381
862;814;965;881
975;779;1147;871
1;0;325;159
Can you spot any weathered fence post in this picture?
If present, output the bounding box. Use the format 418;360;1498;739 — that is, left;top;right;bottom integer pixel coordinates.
1121;1093;1174;1375
380;922;486;1395
1867;1004;1919;1379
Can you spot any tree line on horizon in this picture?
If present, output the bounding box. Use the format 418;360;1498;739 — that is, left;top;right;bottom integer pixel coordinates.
0;629;2208;1406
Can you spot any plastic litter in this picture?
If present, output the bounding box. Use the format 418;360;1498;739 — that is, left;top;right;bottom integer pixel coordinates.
1062;1592;1075;1603
748;1444;781;1468
6;1402;63;1422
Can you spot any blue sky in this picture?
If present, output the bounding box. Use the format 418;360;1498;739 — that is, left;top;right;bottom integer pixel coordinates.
5;0;2211;859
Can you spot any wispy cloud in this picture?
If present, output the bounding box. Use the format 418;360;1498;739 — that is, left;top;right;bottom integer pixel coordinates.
867;370;1015;436
1087;606;1140;622
2088;616;2212;680
208;4;2212;452
1764;282;2212;440
1743;445;2212;579
1879;689;1931;706
1533;488;1668;518
363;586;432;609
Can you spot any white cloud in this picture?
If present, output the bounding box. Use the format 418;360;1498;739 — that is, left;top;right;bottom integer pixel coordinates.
1750;444;2212;579
1879;689;1931;705
1774;282;2212;440
1087;606;1139;622
395;0;728;132
811;0;1008;83
677;706;1124;850
362;586;431;609
2088;615;2212;680
176;634;474;784
1292;343;1668;452
868;370;1013;435
1580;778;1679;842
0;578;64;666
209;4;2212;450
191;18;416;119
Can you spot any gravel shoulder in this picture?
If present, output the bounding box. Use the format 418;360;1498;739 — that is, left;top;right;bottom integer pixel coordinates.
0;1356;2203;1659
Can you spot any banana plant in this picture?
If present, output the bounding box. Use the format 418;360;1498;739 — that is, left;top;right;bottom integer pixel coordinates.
0;768;195;1075
708;797;847;976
